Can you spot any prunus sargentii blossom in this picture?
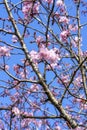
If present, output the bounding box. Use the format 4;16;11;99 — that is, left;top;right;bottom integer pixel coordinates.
0;0;87;129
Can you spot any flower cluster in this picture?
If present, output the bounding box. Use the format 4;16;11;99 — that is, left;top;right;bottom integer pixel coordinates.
59;16;69;24
60;30;70;42
22;1;40;21
30;45;60;68
14;64;28;78
39;46;60;62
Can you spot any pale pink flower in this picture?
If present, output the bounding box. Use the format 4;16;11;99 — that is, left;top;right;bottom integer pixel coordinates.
39;45;60;62
0;46;10;57
58;74;69;85
20;71;25;78
59;16;69;24
44;0;53;4
55;125;61;130
22;1;39;20
71;39;77;48
13;80;19;85
74;36;79;42
48;48;60;62
39;45;49;59
22;1;32;14
30;50;40;63
56;0;64;6
12;35;18;43
46;62;58;70
12;107;20;116
73;75;82;87
36;36;43;45
10;92;19;102
14;65;20;73
69;24;78;31
33;2;40;14
30;84;39;92
71;36;82;47
5;65;9;70
55;12;60;18
19;69;28;78
60;30;70;42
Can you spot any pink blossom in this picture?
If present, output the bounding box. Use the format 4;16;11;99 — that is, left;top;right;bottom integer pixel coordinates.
12;107;20;116
73;75;82;87
56;0;64;6
30;84;39;92
5;65;9;70
59;16;69;24
0;46;10;57
19;71;26;78
14;65;20;73
39;45;60;62
44;0;53;4
12;35;18;43
19;69;28;78
13;80;19;85
46;62;58;70
22;1;39;20
10;92;20;102
71;36;82;47
21;119;30;128
69;24;78;32
30;50;40;63
36;36;43;45
60;30;70;42
39;46;49;59
47;48;60;62
22;1;33;14
33;2;40;14
55;125;61;130
58;74;69;85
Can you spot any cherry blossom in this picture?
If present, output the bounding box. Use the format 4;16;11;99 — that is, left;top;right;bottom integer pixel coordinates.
39;45;60;62
69;24;78;32
58;74;69;85
55;125;61;130
12;107;20;116
59;16;69;24
30;50;40;63
4;64;9;70
44;0;53;4
0;46;10;57
29;84;39;92
22;0;39;21
14;64;20;74
36;36;44;45
56;0;64;6
60;30;70;42
12;35;18;43
0;0;87;129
